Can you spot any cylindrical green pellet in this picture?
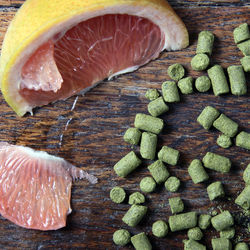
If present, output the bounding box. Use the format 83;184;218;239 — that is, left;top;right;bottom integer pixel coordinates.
187;227;203;241
234;23;250;44
196;30;214;55
131;232;152;250
213;114;238;138
113;229;131;246
235;185;250;210
211;238;232;250
207;65;229;96
145;89;160;101
235;242;249;250
148;97;169;117
152;220;168;238
162;81;180;103
211;211;234;231
207;181;225;200
243;163;250;184
169;211;197;232
240;56;250;72
123;127;142;145
165;176;181;192
202;152;231;173
128;192;145;205
134;113;164;134
148;160;170;184
140;177;156;193
167;63;185;81
110;186;126;203
169;197;184;214
197;106;220;130
227;65;247;95
191;54;210;71
188;159;209;184
216;134;232;149
184;239;206;250
122;204;147;227
195;75;211;92
198;214;211;230
237;40;250;56
114;151;141;177
219;227;235;239
140;132;157;160
158;146;180;166
177;76;194;94
236;131;250;150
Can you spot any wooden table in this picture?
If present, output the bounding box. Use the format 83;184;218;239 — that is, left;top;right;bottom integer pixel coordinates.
0;0;249;249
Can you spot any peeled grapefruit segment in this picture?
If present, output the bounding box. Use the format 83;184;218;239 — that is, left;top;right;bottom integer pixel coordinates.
0;0;189;116
0;142;97;230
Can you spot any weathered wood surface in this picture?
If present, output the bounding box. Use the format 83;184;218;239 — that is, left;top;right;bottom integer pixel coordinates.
0;1;249;249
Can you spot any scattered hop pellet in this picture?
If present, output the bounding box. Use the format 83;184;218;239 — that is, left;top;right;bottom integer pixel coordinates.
184;239;206;250
213;114;238;138
188;159;209;184
202;152;231;173
236;131;250;150
131;232;152;250
196;30;214;55
243;163;250;184
128;192;145;205
167;63;185;81
110;186;126;204
148;160;170;184
162;81;180;103
233;23;250;44
240;56;250;72
158;146;180;166
237;40;250;56
235;185;250;210
152;220;169;238
177;76;194;94
140;177;156;193
216;134;232;149
140;132;157;160
195;75;211;92
169;197;184;214
114;151;141;177
207;65;229;96
145;89;160;101
211;238;232;250
191;54;210;71
219;227;235;239
235;242;249;250
123;128;142;145
113;229;131;246
198;214;211;230
187;227;203;241
134;113;164;134
169;211;197;232
165;176;181;192
148;97;169;117
207;181;225;201
211;211;234;231
122;204;147;227
227;65;247;96
197;106;220;130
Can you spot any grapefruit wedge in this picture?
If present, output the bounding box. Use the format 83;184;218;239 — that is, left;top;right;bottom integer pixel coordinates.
0;0;189;116
0;142;97;230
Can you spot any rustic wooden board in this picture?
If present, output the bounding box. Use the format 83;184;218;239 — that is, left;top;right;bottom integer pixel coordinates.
0;1;249;249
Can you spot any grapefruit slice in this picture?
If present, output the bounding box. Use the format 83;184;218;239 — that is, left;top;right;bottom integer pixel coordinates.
0;0;189;116
0;142;97;230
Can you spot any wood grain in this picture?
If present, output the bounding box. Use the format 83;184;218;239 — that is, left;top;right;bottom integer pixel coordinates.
0;1;249;249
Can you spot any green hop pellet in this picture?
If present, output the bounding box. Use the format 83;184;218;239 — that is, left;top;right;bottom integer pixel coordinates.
165;176;181;192
188;159;209;184
207;181;225;200
123;128;142;145
140;177;156;193
131;232;152;250
187;227;203;241
169;211;197;232
148;97;169;117
235;185;250;210
140;132;157;160
167;63;185;81
184;239;206;250
195;75;211;92
113;229;131;246
110;186;126;204
211;211;234;231
234;23;250;44
128;192;145;205
145;89;160;101
196;30;214;55
219;227;235;239
148;160;170;184
236;131;250;150
158;146;180;166
213;114;238;138
243;163;250;184
114;151;141;177
197;106;220;130
217;134;232;149
162;81;180;103
207;65;229;96
177;76;194;94
227;65;247;96
134;113;164;134
202;152;231;173
241;56;250;72
211;238;232;250
122;204;147;227
235;242;249;250
152;220;168;238
191;54;210;71
169;197;184;214
237;39;250;56
198;214;211;230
